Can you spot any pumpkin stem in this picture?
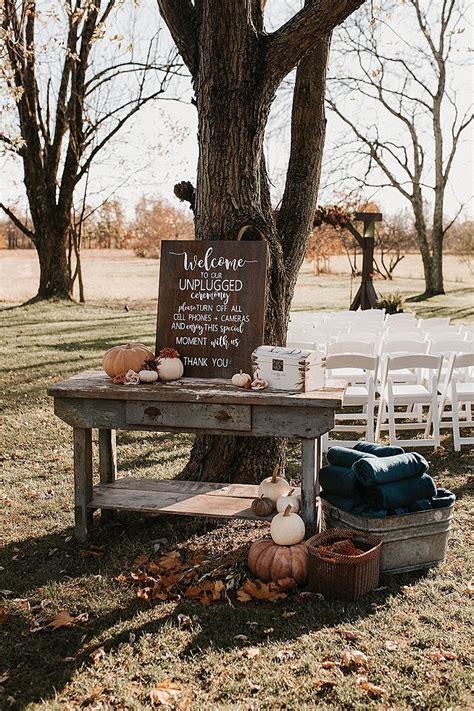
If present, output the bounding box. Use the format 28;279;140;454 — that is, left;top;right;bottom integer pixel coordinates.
288;488;295;496
283;504;292;517
271;464;280;483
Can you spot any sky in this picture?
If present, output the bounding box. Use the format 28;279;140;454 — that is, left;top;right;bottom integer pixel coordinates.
1;0;473;223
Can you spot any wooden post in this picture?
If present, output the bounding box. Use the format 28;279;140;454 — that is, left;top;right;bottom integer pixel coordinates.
73;427;93;543
99;429;117;520
99;429;117;484
301;437;321;537
346;212;382;311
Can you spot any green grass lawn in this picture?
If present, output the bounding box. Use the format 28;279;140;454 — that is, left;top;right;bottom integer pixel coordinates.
1;298;473;710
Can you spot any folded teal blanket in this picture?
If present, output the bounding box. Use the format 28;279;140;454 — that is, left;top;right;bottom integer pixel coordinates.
353;452;429;487
327;446;376;468
432;488;456;509
391;499;432;515
354;441;405;457
364;473;437;509
320;492;360;512
319;464;361;499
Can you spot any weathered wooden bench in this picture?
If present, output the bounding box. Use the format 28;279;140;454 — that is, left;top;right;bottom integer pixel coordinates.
48;372;344;542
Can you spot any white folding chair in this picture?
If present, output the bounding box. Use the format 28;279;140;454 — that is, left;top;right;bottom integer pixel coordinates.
338;331;382;343
322;354;379;450
327;341;376;384
438;352;474;448
376;354;443;448
429;331;468;343
418;317;451;328
383;332;427;345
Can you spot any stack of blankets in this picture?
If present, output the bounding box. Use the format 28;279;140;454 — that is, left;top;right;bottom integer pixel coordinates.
320;442;455;518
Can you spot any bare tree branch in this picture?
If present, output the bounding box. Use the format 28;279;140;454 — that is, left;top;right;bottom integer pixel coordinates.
265;0;365;89
0;203;34;241
156;0;197;77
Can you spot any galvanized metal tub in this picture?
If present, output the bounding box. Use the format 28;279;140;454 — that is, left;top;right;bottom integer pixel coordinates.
321;498;455;574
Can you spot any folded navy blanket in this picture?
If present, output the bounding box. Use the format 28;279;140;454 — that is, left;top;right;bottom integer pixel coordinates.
432;488;456;509
364;473;437;509
319;464;361;499
353;452;429;487
327;446;376;468
354;441;405;457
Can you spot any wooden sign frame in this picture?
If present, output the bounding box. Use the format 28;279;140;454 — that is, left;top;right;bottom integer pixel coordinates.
155;240;268;378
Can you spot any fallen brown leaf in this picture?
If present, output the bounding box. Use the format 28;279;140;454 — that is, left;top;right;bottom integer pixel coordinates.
314;679;337;691
0;605;9;624
47;610;76;630
321;660;338;669
131;554;149;569
149;679;182;706
89;646;106;664
342;650;368;668
336;628;366;641
244;647;261;659
275;648;295;662
428;649;458;662
79;546;105;558
357;676;386;696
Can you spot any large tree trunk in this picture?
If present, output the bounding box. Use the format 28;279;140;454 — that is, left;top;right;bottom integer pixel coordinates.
157;0;362;483
34;223;72;300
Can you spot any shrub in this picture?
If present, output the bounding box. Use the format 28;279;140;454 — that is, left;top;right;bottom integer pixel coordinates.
375;291;405;314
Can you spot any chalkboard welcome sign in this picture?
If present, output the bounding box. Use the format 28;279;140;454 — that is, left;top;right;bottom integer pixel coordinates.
155;240;268;378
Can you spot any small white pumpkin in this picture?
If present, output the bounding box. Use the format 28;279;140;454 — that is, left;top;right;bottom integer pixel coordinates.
231;370;251;387
157;348;184;382
258;464;292;504
139;369;159;383
276;488;301;514
270;504;306;546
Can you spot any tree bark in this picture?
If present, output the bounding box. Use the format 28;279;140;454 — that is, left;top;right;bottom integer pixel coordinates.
158;0;362;483
34;223;72;300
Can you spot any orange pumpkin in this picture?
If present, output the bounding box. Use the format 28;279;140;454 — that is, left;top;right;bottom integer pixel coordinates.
247;538;308;584
102;343;154;378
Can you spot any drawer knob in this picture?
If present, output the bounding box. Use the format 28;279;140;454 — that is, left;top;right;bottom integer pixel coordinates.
144;406;161;417
214;410;232;421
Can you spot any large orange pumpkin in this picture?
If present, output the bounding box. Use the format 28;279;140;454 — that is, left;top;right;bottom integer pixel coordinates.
247;538;308;584
102;343;154;378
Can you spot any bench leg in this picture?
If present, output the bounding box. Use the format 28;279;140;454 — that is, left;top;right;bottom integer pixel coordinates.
99;429;117;520
73;427;93;543
301;437;321;538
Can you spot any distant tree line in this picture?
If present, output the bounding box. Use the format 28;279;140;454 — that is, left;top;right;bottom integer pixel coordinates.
0;197;194;254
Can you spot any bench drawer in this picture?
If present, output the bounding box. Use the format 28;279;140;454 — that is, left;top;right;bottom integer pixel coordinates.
126;401;252;431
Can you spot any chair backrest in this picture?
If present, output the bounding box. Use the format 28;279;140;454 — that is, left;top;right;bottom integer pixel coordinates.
453;352;474;370
381;340;429;356
383;332;426;344
386;353;442;373
418;317;451;328
286;339;317;351
385;313;417;324
338;331;381;343
421;323;461;335
326;354;378;373
328;340;375;356
385;321;421;333
428;330;467;343
428;340;473;357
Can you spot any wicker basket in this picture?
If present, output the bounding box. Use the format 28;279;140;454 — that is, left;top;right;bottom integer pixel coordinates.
307;528;382;600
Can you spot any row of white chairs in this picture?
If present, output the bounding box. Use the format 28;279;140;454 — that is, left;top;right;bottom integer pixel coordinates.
321;351;473;451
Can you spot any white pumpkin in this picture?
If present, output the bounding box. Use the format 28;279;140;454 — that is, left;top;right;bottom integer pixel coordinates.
276;488;301;514
258;464;292;504
157;348;184;382
139;369;159;383
270;504;306;546
231;370;251;387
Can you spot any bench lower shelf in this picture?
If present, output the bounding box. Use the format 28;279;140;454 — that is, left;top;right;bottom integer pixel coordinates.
88;477;302;521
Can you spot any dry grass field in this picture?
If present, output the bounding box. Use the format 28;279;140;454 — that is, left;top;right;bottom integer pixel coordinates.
0;249;473;709
0;249;472;321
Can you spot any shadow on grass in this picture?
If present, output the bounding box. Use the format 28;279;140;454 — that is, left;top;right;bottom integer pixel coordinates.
0;511;418;710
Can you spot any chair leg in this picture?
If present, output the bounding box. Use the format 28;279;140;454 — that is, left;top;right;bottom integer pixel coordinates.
451;387;461;451
387;384;397;444
375;395;385;441
321;432;329;453
431;396;440;448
